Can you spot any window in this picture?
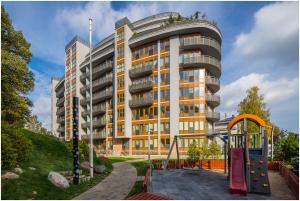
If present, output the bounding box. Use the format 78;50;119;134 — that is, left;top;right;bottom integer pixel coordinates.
117;79;124;88
117;32;124;41
117;94;124;103
160;56;170;68
117;46;124;57
154;75;158;84
153;91;158;100
117;63;125;73
161;73;170;84
117;109;124;118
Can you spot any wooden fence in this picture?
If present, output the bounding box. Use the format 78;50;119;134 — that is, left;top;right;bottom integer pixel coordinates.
152;159;228;170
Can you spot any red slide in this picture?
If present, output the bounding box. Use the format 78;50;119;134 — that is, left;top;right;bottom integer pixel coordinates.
230;148;247;195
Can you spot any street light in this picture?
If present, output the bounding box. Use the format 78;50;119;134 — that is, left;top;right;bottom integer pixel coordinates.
89;18;93;178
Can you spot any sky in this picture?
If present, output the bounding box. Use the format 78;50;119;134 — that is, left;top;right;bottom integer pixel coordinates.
3;1;299;132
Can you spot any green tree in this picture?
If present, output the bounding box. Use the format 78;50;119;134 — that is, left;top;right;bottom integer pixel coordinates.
187;140;200;165
274;132;299;163
209;140;221;159
1;5;34;126
24;114;48;134
238;86;270;133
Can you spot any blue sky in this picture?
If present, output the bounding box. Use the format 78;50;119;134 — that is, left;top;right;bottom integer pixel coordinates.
3;1;299;132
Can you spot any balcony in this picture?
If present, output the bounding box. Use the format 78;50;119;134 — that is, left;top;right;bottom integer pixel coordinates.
80;98;88;106
93;75;113;91
180;36;221;59
56;117;65;124
180;55;221;78
129;94;153;109
205;93;220;107
56;87;64;98
93;62;113;79
56;107;65;115
129;65;152;79
82;105;106;117
82;119;106;129
56;98;64;107
57;126;65;133
93;89;113;104
129;80;153;94
80;86;87;95
80;74;88;82
205;75;220;93
206;111;220;122
81;133;106;140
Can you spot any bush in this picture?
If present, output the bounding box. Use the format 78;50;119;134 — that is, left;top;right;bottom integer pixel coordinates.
66;140;98;162
1;124;33;169
187;140;200;164
209;140;221;159
274;132;299;163
1;133;17;169
10;130;33;162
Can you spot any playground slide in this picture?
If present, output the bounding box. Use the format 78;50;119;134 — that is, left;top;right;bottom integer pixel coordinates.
230;148;247;195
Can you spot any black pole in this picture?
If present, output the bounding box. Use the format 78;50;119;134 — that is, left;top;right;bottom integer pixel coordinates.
73;97;79;184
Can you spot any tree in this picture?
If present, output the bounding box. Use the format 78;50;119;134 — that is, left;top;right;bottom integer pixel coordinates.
187;140;200;166
238;86;270;133
24;114;49;134
209;140;221;159
1;5;34;126
274;132;299;163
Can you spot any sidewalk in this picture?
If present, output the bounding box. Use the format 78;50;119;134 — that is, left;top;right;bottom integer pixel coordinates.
73;162;137;200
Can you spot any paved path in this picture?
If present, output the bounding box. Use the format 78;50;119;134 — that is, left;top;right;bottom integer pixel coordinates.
73;162;137;200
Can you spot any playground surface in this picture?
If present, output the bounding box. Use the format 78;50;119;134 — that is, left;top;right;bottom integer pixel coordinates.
149;169;296;200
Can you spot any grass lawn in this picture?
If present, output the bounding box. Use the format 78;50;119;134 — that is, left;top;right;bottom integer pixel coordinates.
127;160;149;197
1;129;112;200
107;156;137;163
131;161;149;176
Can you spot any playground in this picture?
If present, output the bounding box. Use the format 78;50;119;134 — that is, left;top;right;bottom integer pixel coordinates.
149;168;295;199
146;114;297;200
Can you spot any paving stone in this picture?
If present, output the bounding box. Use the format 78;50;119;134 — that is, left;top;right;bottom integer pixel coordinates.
73;162;137;200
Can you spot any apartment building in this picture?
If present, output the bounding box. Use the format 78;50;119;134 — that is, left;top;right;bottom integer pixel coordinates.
51;12;222;155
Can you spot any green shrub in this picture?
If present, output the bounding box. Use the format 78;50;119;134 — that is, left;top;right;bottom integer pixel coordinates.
187;140;200;163
10;129;33;162
1;133;17;169
1;124;33;169
66;140;96;162
274;132;299;163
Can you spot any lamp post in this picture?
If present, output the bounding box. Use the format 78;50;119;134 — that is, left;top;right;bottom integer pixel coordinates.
89;18;93;178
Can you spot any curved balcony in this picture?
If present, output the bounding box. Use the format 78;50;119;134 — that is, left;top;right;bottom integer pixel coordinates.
180;36;221;60
206;111;220;122
56;117;65;124
93;89;113;104
205;76;220;93
82;119;106;129
56;87;64;98
80;74;88;82
80;86;87;95
129;94;153;109
205;93;220;108
180;55;221;78
82;105;106;117
56;107;65;115
93;62;113;79
57;126;65;133
80;98;88;106
129;80;153;94
56;97;64;107
81;133;106;140
93;75;113;91
129;65;153;79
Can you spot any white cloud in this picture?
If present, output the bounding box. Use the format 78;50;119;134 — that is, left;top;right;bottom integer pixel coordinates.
29;69;52;130
219;73;299;131
233;1;299;67
56;2;160;42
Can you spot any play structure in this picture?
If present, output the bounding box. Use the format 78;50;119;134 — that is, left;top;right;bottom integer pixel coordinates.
162;114;272;196
227;114;271;195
